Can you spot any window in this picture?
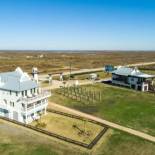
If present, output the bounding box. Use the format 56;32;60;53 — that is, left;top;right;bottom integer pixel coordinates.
25;90;27;96
22;91;24;97
0;108;8;114
4;99;7;105
10;102;14;107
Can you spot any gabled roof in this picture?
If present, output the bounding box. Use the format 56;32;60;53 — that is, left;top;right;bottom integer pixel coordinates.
112;67;155;78
0;67;38;91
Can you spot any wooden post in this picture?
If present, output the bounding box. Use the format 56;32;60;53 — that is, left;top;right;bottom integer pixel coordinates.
100;92;102;101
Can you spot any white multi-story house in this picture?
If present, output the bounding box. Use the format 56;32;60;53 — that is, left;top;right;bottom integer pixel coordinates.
0;67;51;124
111;67;155;91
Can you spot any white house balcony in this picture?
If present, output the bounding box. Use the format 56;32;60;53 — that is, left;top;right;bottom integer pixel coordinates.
19;91;51;104
21;103;48;115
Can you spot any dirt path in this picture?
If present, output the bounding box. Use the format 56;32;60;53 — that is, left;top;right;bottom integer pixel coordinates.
127;61;155;67
42;79;95;90
48;102;155;143
39;61;155;81
42;78;111;90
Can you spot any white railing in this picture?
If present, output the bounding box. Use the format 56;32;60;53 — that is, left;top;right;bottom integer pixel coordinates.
19;91;51;104
21;102;48;113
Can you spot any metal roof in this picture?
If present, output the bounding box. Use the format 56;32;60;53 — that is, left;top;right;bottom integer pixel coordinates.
0;67;38;91
112;67;155;78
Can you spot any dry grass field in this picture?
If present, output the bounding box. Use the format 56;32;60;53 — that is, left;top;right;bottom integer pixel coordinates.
31;112;104;144
0;119;155;155
1;51;155;73
1;51;155;154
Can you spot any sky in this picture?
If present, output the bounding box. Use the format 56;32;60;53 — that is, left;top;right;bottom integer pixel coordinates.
0;0;155;50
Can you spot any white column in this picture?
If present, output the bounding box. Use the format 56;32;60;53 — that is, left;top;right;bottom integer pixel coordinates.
142;83;145;92
33;102;36;118
44;106;47;115
44;99;47;115
8;110;11;119
25;103;28;124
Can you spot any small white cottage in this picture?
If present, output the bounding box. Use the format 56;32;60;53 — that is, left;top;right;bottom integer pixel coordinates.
0;67;51;124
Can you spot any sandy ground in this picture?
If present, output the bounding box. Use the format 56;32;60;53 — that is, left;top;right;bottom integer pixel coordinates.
42;79;95;90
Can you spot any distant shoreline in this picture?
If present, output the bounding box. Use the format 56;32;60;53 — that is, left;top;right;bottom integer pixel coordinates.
0;50;155;53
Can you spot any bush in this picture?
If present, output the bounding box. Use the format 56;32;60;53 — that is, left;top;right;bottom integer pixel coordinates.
35;122;47;128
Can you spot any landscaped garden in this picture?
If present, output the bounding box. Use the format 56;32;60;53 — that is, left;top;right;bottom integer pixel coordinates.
31;112;105;145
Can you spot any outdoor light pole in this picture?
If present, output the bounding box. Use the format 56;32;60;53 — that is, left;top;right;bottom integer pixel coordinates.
69;61;72;80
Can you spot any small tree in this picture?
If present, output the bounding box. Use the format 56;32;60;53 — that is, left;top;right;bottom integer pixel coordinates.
35;111;47;128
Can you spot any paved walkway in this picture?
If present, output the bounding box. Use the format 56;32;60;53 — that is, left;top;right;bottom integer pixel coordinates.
49;102;155;143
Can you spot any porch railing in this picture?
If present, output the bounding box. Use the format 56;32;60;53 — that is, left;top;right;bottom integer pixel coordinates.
19;91;51;104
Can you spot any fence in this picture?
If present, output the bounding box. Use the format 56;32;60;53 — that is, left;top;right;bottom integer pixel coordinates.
57;86;102;104
0;109;108;149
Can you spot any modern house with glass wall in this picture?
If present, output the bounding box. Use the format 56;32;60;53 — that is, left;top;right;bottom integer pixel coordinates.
111;67;155;91
0;67;51;124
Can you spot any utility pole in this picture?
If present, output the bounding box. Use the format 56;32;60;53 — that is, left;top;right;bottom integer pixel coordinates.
69;61;72;80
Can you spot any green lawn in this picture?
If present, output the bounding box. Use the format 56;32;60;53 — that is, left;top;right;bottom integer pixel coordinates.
50;83;155;136
98;129;155;155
